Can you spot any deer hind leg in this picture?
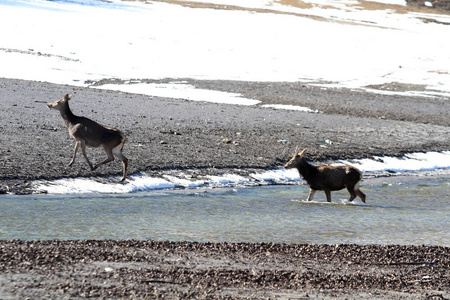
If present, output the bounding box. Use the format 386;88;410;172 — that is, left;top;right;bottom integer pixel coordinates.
112;143;128;182
93;144;115;171
354;182;366;203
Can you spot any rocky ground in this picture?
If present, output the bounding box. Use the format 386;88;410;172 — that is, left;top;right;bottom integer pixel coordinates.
0;240;448;299
0;77;449;298
406;0;450;11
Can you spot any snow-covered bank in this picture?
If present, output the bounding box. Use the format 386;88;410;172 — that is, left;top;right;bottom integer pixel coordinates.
33;151;450;194
95;82;262;106
1;0;450;99
340;151;450;172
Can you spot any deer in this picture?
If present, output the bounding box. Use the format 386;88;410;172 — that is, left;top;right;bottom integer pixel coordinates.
284;148;366;203
47;94;128;182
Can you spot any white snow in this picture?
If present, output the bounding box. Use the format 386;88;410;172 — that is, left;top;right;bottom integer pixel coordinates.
1;0;450;99
33;151;450;194
262;104;319;113
96;82;261;105
340;151;450;173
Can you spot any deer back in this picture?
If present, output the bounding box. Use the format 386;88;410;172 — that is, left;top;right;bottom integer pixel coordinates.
314;165;362;191
69;116;123;148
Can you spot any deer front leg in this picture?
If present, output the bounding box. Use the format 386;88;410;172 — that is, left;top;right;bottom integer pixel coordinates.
324;189;332;202
69;141;80;166
306;189;316;201
79;140;94;171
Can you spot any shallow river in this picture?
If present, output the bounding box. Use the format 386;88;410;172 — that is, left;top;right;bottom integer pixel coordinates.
1;175;448;246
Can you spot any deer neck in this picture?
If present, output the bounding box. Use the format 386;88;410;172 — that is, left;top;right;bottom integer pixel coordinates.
298;158;318;181
59;102;78;127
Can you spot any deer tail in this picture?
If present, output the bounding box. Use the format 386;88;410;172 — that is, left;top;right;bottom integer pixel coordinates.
118;131;127;149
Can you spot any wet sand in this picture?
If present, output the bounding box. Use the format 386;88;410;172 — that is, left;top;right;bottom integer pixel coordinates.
0;77;449;298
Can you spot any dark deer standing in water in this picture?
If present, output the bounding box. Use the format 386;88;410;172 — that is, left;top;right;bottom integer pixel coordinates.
284;148;366;203
47;94;128;181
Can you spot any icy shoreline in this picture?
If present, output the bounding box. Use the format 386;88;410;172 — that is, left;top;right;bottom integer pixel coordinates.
32;151;450;194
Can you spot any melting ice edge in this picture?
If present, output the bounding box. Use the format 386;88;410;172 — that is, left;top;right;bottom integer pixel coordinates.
33;151;450;194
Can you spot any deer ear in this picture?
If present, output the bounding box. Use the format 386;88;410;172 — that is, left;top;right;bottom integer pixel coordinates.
64;94;72;101
298;148;307;156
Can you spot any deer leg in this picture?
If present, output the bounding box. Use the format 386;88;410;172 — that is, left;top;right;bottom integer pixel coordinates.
355;188;366;203
93;146;115;171
351;182;366;203
324;189;332;202
79;140;94;171
68;141;80;166
112;145;128;182
306;189;316;201
346;185;357;202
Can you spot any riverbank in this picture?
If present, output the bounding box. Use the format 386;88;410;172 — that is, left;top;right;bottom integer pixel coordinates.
0;240;448;299
0;77;449;194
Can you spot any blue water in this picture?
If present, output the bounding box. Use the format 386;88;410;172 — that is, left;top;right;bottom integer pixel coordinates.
0;175;449;246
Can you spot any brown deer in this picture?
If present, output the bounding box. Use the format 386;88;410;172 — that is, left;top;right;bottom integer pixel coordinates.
284;148;366;203
47;94;128;181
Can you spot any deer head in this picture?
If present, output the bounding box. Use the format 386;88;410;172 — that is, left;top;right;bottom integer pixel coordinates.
47;94;72;110
284;147;307;169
